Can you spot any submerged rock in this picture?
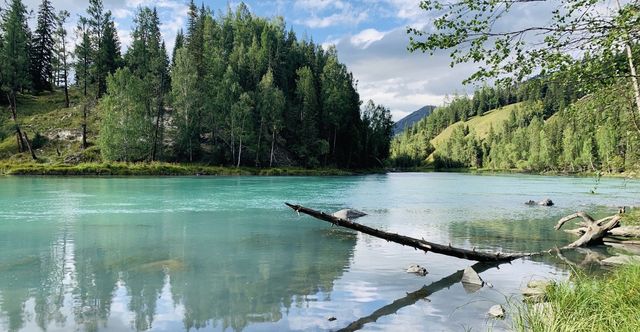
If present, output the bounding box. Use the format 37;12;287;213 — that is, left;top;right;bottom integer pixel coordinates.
488;304;505;319
601;254;640;266
538;198;554;206
406;264;428;276
522;280;551;303
461;267;484;286
525;199;554;206
332;209;367;220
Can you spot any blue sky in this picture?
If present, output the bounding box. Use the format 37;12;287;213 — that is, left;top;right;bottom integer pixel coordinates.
21;0;558;120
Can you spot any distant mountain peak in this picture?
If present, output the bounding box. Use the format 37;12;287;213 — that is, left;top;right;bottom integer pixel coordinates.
393;105;436;136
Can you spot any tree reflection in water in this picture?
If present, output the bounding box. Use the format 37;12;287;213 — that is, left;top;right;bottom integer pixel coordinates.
0;213;356;332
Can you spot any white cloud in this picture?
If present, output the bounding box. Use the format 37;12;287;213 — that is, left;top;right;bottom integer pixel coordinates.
350;28;387;49
303;10;368;28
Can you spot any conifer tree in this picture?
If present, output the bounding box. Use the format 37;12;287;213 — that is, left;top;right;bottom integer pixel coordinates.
1;0;35;158
31;0;56;92
53;10;71;107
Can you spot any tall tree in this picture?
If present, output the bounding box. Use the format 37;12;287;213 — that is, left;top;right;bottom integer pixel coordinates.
257;69;285;167
171;48;200;162
31;0;56;92
0;0;36;159
95;12;121;96
75;18;92;149
99;68;154;162
126;7;169;160
53;10;71;107
171;29;184;67
294;66;320;166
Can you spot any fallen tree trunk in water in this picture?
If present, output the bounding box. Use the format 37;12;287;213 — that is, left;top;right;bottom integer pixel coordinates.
285;203;535;262
565;226;640;239
555;212;622;248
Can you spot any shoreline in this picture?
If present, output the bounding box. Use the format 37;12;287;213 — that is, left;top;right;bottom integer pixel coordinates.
0;162;385;177
388;167;639;180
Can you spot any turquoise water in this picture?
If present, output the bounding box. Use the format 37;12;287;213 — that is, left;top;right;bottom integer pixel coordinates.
0;173;639;331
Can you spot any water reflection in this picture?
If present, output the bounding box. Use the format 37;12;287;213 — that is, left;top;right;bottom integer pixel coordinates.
0;212;356;332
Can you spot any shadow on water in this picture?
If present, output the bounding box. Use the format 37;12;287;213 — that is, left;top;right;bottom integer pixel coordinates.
0;212;357;332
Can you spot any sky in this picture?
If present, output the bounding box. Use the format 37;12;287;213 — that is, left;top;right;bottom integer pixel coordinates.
20;0;562;120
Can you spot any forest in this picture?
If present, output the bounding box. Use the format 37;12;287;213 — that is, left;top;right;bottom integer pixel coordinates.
0;0;393;169
391;56;640;173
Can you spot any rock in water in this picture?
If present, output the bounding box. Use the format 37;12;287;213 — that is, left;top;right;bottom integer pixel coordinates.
461;267;484;286
406;264;428;276
488;304;505;319
538;198;554;206
602;254;640;266
332;209;367;220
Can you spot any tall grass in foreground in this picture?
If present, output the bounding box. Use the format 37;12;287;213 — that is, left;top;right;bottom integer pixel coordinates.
513;264;640;332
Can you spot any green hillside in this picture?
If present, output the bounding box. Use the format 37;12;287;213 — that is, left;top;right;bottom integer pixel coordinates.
431;103;521;150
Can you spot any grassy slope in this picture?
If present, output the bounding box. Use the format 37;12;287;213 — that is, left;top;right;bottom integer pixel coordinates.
430;103;521;151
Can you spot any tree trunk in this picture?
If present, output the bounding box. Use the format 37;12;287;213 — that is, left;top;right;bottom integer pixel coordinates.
237;135;242;168
22;132;37;160
616;0;640;134
82;103;88;149
62;36;69;108
285;203;533;262
554;212;622;248
270;129;276;167
8;93;25;153
152;73;165;161
255;118;263;166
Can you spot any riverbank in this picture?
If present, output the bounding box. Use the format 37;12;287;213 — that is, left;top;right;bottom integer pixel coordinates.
0;162;378;176
389;166;640;180
513;263;640;331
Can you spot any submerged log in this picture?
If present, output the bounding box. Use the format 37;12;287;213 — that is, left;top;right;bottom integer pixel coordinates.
555;212;622;248
285;203;533;262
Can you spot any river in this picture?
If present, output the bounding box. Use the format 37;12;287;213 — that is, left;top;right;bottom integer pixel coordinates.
0;173;639;331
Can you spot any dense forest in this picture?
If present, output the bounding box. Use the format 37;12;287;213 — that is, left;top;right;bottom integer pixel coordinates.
0;0;393;169
391;57;640;173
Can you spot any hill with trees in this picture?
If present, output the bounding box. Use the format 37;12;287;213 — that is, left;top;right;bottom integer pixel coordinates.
393;105;436;136
0;0;393;171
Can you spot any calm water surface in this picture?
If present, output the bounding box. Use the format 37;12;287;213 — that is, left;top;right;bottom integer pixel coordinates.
0;173;639;332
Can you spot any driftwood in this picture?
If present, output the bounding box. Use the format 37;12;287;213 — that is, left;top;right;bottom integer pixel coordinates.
555;212;622;248
565;226;640;238
285;203;534;262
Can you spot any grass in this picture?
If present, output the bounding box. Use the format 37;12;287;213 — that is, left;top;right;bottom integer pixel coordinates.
431;103;521;150
512;264;640;332
622;209;640;226
0;161;361;176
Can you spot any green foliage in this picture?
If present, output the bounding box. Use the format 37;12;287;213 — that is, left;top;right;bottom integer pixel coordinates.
31;0;56;92
1;0;31;94
513;264;640;332
171;48;201;162
98;68;154;161
409;0;638;88
432;84;640;173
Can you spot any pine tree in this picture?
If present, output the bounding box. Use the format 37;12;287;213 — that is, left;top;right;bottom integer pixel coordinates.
1;0;36;159
171;29;184;67
74;18;92;148
96;12;121;96
31;0;56;92
53;10;71;107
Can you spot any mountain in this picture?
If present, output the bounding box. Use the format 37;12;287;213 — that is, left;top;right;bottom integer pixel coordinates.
393;105;436;136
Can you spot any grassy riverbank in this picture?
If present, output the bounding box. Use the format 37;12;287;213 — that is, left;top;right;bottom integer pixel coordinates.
0;161;368;176
513;264;640;332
